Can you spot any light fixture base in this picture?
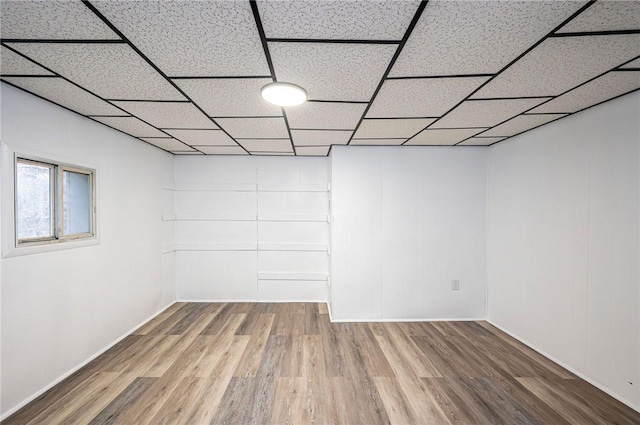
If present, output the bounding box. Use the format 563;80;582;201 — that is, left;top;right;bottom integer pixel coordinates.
261;82;308;107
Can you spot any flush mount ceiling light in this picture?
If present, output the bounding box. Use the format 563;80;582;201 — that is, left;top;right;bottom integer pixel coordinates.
261;82;308;107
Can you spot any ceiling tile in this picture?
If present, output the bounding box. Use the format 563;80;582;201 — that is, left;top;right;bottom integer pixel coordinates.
257;0;420;40
197;146;248;155
479;114;567;137
405;128;487;145
557;1;640;33
237;139;293;152
250;151;294;156
286;102;366;130
354;118;434;138
621;58;640;69
112;101;216;129
473;35;640;98
1;46;53;75
164;129;237;146
171;151;203;155
269;42;396;101
3;77;125;116
529;71;640;113
458;137;505;146
93;1;269;77
350;139;406;146
7;43;184;100
431;98;549;128
296;146;331;156
390;0;587;77
140;138;194;151
174;78;281;117
367;77;489;118
92;116;166;138
0;0;119;40
216;117;289;139
291;130;352;146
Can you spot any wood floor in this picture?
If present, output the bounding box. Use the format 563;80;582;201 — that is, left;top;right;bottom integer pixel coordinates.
4;302;639;425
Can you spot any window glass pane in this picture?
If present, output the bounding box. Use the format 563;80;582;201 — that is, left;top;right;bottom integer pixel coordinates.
63;170;91;235
16;161;53;239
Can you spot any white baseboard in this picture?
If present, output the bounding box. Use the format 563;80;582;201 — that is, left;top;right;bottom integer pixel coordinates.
487;319;640;414
0;301;177;421
329;317;485;323
176;299;328;303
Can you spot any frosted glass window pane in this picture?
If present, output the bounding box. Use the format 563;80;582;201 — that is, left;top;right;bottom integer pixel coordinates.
63;170;91;235
16;161;53;239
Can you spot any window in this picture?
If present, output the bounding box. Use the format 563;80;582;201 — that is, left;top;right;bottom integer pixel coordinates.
15;157;95;246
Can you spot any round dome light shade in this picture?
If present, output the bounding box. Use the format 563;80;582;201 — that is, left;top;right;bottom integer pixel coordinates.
261;82;308;106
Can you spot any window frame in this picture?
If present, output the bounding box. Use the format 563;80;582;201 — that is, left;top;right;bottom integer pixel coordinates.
15;155;96;247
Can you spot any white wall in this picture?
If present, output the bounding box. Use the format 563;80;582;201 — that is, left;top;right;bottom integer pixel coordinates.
331;146;487;321
173;155;329;302
487;91;640;409
0;83;175;417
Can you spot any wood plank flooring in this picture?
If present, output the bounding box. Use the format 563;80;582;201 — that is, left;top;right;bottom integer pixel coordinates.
4;302;639;425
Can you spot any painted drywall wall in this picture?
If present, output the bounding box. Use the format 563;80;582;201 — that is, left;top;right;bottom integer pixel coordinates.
331;146;488;321
487;91;640;408
173;155;329;302
0;83;175;416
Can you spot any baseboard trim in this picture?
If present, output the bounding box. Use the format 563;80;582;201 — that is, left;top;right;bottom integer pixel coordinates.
0;301;177;421
176;299;328;303
487;319;640;414
329;317;486;323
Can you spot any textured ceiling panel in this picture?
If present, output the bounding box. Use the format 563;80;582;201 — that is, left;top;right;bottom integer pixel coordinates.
295;146;331;156
622;58;640;68
93;1;269;77
270;42;396;101
251;151;294;156
350;139;406;146
431;98;549;128
112;101;216;129
558;1;640;33
216;117;289;138
174;78;281;117
257;0;420;40
237;139;293;153
473;35;640;98
354;118;435;138
8;43;184;100
164;129;237;146
291;130;352;146
3;77;125;116
4;0;639;156
0;0;119;40
390;0;586;77
139;138;193;151
1;46;53;76
458;137;505;146
196;146;248;155
367;77;489;118
479;114;567;137
172;151;203;155
405;128;487;145
286;102;366;130
92;116;166;138
529;71;640;113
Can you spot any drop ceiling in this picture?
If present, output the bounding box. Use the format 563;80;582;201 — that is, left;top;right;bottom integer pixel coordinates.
1;0;639;156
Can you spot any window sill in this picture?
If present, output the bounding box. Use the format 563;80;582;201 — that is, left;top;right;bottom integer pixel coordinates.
3;236;100;258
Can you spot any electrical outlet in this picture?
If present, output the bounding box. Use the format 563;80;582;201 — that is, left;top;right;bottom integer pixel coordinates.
451;279;460;291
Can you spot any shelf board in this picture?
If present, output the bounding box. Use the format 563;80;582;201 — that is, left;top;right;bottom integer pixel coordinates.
258;272;328;281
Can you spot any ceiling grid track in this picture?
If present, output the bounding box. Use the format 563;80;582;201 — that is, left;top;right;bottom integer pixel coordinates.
403;0;599;146
0;42;188;154
1;0;639;154
80;0;249;155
